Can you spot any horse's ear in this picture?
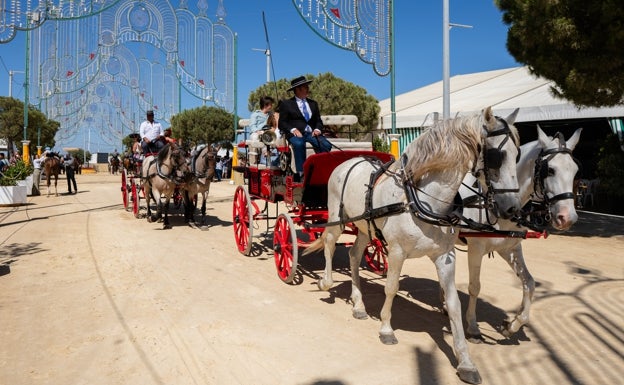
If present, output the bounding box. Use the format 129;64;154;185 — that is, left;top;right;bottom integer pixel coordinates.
483;106;494;123
566;127;583;151
505;108;520;125
537;124;550;148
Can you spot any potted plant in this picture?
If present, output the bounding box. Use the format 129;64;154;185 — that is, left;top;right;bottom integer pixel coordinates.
0;160;34;205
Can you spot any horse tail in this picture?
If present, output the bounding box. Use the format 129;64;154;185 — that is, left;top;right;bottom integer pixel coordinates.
301;236;324;256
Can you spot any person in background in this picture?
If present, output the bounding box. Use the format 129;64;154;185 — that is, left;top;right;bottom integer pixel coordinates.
260;112;281;167
222;154;230;179
64;153;78;194
139;110;165;155
0;153;8;173
9;151;21;165
31;154;43;196
163;127;177;146
249;96;275;134
278;75;331;180
215;156;223;182
132;135;143;162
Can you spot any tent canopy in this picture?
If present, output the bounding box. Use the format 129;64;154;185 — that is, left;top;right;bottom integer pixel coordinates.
378;66;624;129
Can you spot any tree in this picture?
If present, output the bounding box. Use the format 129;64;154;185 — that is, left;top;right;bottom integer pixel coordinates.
496;1;624;107
0;96;60;154
247;73;380;138
170;106;236;147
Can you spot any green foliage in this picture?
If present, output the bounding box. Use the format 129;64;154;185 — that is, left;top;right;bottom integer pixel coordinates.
171;106;236;147
596;133;624;197
248;73;380;138
0;96;60;153
372;135;390;153
0;160;34;186
496;1;624;107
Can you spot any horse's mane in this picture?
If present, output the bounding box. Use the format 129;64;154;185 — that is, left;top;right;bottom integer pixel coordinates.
402;113;484;183
157;143;171;164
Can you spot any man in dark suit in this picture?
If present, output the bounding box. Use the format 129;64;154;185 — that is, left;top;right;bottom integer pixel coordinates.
278;75;332;178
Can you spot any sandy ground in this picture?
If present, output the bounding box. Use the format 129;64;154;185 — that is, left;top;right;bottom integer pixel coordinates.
0;173;622;385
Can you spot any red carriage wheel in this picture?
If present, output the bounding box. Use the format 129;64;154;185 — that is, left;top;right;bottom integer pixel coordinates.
232;186;254;255
364;238;388;276
121;169;129;210
273;213;298;283
132;182;140;218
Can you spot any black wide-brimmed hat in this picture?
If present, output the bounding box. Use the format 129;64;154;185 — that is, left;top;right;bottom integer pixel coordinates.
287;75;313;91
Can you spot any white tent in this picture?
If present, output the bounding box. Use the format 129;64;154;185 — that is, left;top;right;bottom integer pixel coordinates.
378;66;624;129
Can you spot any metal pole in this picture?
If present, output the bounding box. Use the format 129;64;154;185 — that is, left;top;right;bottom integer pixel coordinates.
443;0;450;120
22;21;31;163
390;0;396;134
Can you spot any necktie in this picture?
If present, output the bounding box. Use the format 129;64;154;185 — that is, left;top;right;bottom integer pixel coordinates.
301;99;310;121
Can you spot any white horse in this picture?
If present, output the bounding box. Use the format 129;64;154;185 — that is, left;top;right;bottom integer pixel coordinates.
183;144;217;225
459;126;582;341
303;107;522;384
142;144;191;229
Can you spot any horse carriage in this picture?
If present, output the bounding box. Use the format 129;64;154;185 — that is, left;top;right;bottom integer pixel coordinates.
121;134;216;228
232;108;576;383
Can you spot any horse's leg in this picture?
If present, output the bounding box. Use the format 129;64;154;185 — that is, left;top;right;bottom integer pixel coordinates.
378;245;405;345
316;224;341;291
200;192;207;224
183;190;195;224
162;195;171;229
54;176;58;197
349;232;369;320
498;243;534;337
465;243;488;342
434;250;481;384
145;183;154;222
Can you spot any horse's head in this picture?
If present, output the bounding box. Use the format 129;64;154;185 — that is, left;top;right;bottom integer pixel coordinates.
197;146;217;180
533;126;582;230
476;107;522;219
167;145;191;183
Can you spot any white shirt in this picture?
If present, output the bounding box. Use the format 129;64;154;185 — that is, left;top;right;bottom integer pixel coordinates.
139;120;164;142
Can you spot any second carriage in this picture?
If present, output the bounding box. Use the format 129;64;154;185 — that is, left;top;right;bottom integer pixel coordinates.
232;118;394;283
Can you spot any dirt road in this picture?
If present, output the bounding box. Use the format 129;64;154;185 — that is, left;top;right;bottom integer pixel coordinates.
1;173;622;385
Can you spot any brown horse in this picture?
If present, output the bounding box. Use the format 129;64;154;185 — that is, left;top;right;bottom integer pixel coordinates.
43;155;61;197
110;156;120;175
142;144;191;229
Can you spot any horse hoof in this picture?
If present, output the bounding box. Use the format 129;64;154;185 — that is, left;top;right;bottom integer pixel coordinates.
379;333;398;345
466;333;484;344
317;279;332;291
457;367;482;384
352;309;368;320
163;224;172;230
499;320;513;338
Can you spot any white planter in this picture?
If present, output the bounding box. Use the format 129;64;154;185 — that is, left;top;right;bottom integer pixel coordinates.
0;185;28;206
17;175;34;196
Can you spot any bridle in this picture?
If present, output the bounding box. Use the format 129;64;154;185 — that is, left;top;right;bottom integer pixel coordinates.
513;132;579;230
532;132;579;205
462;117;521;223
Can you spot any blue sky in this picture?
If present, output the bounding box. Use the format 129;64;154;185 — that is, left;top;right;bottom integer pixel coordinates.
0;0;519;152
